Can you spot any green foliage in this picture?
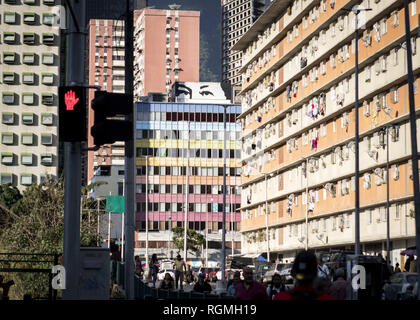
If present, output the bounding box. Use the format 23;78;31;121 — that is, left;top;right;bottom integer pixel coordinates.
0;177;102;299
0;183;23;212
171;227;204;253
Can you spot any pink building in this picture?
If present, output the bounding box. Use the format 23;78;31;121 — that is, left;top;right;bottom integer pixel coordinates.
133;8;200;99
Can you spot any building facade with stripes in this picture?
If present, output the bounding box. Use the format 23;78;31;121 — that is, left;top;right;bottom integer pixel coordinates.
234;0;420;266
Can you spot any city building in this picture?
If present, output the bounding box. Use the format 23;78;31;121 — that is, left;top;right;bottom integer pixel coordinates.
0;0;60;189
134;82;242;264
133;8;200;100
221;0;273;102
234;0;420;266
86;19;127;183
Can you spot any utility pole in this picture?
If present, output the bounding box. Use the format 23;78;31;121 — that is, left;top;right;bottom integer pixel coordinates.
62;0;85;300
264;174;270;261
222;105;227;282
184;121;190;263
386;127;390;269
123;0;135;300
403;0;420;300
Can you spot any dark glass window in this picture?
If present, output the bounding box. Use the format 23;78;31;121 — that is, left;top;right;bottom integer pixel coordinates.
166;166;171;175
188;185;194;194
165;203;171;211
177;203;183;212
177;185;182;194
165;185;171;193
218;222;222;230
153;203;158;211
200;185;206;194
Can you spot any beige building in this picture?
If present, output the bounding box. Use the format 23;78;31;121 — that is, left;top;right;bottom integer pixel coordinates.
234;0;420;266
1;0;59;188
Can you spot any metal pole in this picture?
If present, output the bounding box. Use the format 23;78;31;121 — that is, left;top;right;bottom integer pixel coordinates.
386;128;390;269
168;215;171;259
97;199;100;246
305;159;309;251
354;10;360;258
184;121;190;263
206;207;209;267
222;105;227;281
231;186;234;257
108;211;111;249
145;156;149;272
265;174;270;261
123;0;135;300
403;0;420;300
62;0;85;300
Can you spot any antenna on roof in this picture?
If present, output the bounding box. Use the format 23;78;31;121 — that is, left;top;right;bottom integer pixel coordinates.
169;3;181;10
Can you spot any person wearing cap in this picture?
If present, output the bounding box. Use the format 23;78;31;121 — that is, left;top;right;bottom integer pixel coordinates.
234;267;269;300
193;273;212;293
274;250;335;300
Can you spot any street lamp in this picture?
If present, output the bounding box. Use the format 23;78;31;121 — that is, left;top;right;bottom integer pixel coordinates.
168;214;172;259
230;186;234;257
208;198;212;267
264;173;273;262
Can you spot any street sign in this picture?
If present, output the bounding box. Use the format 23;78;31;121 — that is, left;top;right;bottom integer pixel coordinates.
106;195;125;213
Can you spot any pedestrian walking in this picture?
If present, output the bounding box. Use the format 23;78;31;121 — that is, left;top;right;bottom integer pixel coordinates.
330;268;347;300
317;257;330;280
193;273;212;293
274;250;334;300
266;273;287;300
149;254;159;288
404;255;414;272
235;267;269;300
135;255;143;278
409;256;418;273
173;254;187;290
393;263;401;273
227;271;241;297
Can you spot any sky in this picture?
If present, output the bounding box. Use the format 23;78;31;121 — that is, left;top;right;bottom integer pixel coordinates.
147;0;222;82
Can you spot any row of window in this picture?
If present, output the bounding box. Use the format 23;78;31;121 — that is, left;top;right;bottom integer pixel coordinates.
137;221;239;232
136;183;240;195
2;92;55;105
136;111;239;123
1;50;54;65
1;32;55;46
1;132;54;146
135;165;242;177
0;153;54;166
0;172;53;186
4;0;55;5
136;147;241;159
136;202;241;213
136;129;240;140
2;71;56;86
2;112;54;126
3;11;56;25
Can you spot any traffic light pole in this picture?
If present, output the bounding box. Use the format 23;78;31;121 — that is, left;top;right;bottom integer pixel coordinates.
124;0;135;300
62;0;85;300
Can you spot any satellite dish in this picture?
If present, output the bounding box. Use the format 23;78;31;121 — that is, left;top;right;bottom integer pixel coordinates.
169;3;181;10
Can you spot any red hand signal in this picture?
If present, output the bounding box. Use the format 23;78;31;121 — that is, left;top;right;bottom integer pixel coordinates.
64;90;79;111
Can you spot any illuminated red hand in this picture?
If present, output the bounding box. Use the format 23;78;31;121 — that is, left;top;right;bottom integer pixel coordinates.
64;90;79;111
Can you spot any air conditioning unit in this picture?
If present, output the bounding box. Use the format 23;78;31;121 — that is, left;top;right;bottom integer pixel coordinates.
368;150;378;160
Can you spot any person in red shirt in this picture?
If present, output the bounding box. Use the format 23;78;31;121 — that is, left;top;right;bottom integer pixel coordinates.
235;267;269;300
274;250;335;300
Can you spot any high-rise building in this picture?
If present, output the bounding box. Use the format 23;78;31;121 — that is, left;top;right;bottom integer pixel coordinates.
0;0;60;189
86;19;127;183
133;8;200;100
234;0;420;264
134;82;242;263
221;0;272;102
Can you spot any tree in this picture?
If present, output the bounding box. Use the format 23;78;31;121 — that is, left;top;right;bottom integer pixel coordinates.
171;227;204;254
0;184;22;212
0;177;101;299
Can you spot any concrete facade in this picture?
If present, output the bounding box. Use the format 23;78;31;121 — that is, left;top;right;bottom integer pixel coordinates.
234;0;420;267
0;0;60;189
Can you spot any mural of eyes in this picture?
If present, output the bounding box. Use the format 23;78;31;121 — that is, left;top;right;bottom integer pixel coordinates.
199;91;214;96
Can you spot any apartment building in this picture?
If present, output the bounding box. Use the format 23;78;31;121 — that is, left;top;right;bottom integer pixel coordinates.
233;0;420;266
0;0;59;189
133;8;200;100
86;19;127;183
221;0;272;101
134;82;242;262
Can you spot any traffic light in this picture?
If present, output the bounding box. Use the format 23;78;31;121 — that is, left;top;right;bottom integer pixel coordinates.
91;91;133;147
59;86;87;142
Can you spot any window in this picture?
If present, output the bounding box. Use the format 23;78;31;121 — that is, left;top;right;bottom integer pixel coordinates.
2;92;15;104
40;153;53;165
0;174;13;185
41;113;54;125
22;113;35;125
1;153;14;165
43;0;55;5
23;12;36;25
21;154;33;165
1;133;14;145
3;32;17;44
20;174;33;186
2;72;15;84
22;73;35;85
23;33;36;45
24;0;36;4
2;113;14;125
42;33;55;45
3;52;16;64
23;52;35;65
41;93;54;105
41;133;53;145
41;73;54;85
4;12;16;24
21;133;34;145
42;13;54;25
42;53;54;65
22;93;35;105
